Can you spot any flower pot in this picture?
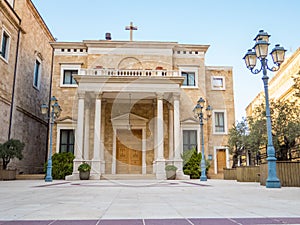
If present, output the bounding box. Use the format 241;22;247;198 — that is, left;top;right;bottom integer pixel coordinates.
166;170;176;180
79;171;90;180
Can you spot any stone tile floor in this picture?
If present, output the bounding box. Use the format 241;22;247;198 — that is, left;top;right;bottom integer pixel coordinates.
1;218;300;225
0;179;299;224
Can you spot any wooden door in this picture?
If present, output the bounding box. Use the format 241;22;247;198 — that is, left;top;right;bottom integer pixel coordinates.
116;129;142;174
217;149;226;173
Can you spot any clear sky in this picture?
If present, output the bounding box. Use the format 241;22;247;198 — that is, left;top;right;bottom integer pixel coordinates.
31;0;300;121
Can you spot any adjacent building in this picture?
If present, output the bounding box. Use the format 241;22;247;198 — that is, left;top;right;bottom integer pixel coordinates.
0;0;55;173
246;48;300;116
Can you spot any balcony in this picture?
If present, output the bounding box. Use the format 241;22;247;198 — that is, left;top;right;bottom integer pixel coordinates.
78;69;179;77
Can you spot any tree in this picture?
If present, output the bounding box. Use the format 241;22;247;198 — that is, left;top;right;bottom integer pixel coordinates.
247;99;300;161
227;118;249;168
0;139;25;170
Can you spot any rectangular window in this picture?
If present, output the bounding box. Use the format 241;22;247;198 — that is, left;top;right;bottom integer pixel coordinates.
211;76;225;90
33;60;40;88
63;70;77;84
182;72;195;86
183;130;197;151
1;31;9;60
215;112;225;133
60;129;75;154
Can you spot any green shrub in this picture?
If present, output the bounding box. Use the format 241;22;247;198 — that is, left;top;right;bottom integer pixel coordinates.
44;152;75;179
182;148;210;179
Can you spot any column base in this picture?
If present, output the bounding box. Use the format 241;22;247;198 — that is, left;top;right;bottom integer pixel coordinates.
155;159;166;179
91;159;101;180
173;160;190;180
65;173;79;181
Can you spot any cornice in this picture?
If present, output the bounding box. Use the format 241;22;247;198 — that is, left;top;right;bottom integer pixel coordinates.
26;0;55;41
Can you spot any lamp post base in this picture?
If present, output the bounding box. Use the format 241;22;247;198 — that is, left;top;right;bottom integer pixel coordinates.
200;175;207;181
266;179;281;188
45;176;53;182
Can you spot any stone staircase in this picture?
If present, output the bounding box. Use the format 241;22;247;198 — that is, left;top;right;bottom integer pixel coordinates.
101;174;156;180
16;174;45;180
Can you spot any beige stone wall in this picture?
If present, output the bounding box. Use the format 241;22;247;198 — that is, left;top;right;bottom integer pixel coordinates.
0;0;20;143
246;48;300;118
51;41;235;176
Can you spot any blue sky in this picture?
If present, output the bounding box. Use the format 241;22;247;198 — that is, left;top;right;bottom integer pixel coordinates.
31;0;300;121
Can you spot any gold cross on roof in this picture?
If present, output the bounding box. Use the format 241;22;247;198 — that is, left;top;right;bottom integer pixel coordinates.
125;22;138;41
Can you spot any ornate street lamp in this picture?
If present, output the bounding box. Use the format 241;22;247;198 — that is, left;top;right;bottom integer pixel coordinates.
41;96;62;182
243;30;286;188
193;97;212;181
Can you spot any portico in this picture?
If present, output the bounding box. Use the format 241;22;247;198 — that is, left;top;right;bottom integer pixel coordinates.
67;73;186;180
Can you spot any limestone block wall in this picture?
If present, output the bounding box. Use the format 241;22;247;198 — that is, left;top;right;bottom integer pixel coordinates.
1;0;55;173
0;0;20;143
206;66;235;170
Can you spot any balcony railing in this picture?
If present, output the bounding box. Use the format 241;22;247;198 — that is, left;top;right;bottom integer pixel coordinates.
78;69;179;77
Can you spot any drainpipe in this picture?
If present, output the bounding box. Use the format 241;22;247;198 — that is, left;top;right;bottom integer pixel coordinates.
8;27;21;140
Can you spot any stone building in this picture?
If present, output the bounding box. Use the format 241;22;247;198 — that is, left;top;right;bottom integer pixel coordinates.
50;35;235;179
0;0;54;173
246;48;300;116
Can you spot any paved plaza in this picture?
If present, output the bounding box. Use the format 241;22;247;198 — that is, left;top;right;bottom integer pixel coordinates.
0;179;299;224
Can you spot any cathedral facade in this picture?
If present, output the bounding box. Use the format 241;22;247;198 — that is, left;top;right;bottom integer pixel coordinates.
50;37;235;179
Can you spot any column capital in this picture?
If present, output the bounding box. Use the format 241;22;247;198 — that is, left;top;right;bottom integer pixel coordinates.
167;102;173;110
77;91;85;99
156;92;164;100
173;92;181;101
94;92;103;99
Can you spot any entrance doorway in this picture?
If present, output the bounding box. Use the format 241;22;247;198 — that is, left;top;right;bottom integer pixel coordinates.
217;149;226;173
116;129;142;174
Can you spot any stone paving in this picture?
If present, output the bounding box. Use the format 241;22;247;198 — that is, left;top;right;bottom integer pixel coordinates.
0;179;299;224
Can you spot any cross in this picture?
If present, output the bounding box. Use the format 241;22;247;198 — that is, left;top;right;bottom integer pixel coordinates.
125;22;138;41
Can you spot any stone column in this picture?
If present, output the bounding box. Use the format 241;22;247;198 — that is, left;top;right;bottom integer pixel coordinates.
142;128;147;175
168;103;174;160
173;93;188;180
152;100;157;174
75;91;85;161
91;93;102;179
156;92;166;179
100;100;106;173
83;102;90;161
67;91;85;180
112;131;117;174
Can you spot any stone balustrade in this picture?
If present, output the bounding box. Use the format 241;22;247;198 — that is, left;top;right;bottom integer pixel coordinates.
78;69;179;77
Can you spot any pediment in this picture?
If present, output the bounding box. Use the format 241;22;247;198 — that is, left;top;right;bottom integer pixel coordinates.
181;117;198;124
56;116;77;124
111;113;148;128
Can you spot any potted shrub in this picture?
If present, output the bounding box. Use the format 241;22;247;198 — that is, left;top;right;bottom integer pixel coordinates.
78;162;91;180
165;164;177;180
0;139;25;180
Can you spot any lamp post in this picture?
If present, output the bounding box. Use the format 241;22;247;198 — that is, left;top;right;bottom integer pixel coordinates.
193;97;212;181
243;30;286;188
41;96;62;182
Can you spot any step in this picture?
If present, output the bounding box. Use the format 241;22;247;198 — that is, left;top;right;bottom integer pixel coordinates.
16;174;45;180
101;174;156;180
